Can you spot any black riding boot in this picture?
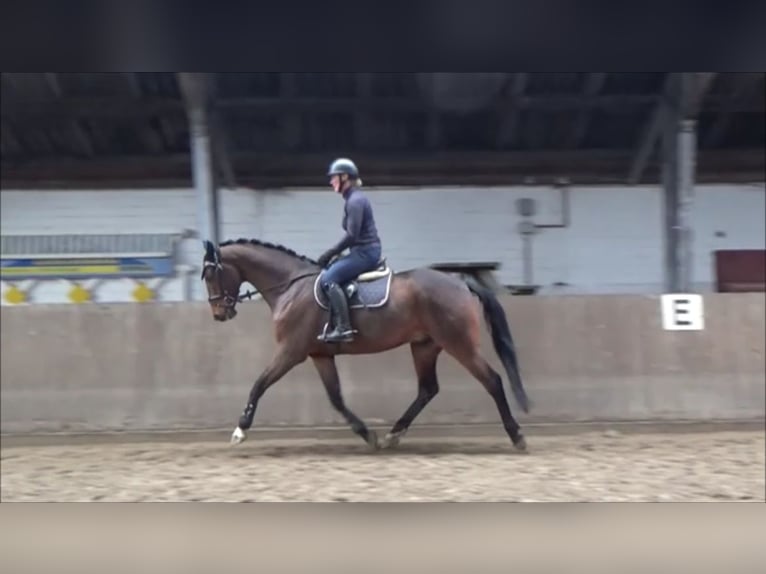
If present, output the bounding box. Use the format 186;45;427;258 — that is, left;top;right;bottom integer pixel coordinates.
320;282;356;343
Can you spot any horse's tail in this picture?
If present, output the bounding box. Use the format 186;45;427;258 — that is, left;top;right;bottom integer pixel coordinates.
466;279;530;413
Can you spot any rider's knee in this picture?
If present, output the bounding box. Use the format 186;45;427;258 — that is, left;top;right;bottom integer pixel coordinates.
319;271;336;289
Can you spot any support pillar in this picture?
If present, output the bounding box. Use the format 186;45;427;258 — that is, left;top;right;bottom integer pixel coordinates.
178;73;220;246
676;118;697;293
189;106;220;245
662;102;680;293
661;74;698;293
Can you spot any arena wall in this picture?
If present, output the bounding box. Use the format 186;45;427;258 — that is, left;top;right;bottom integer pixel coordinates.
2;293;763;434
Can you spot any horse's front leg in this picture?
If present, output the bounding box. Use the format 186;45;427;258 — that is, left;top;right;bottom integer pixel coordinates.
231;347;303;445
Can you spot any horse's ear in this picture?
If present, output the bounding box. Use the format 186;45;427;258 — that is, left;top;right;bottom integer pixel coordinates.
203;240;215;261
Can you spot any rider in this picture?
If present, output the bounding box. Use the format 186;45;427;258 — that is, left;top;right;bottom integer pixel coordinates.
316;158;382;343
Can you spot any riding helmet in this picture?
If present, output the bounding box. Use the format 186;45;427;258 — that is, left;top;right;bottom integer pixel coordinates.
327;158;359;179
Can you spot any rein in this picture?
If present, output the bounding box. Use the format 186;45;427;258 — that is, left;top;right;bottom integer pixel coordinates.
253;270;318;296
202;260;317;308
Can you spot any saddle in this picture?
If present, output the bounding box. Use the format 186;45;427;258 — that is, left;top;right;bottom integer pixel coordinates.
314;258;393;311
344;258;390;298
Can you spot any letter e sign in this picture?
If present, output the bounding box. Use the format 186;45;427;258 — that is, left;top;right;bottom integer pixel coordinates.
661;294;705;331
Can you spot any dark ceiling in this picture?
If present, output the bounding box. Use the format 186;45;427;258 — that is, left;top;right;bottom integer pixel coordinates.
1;73;764;188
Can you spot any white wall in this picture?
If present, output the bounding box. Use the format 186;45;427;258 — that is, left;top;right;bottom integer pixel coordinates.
1;183;764;304
690;184;766;290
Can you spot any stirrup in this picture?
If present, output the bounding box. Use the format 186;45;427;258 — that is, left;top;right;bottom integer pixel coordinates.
318;322;356;343
317;322;332;341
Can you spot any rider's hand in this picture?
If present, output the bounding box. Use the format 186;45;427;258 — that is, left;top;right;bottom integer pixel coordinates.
317;250;334;268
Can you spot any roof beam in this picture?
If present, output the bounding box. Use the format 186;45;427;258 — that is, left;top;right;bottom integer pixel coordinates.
209;107;237;189
420;74;444;149
67;121;96;157
43;73;62;98
353;73;375;149
280;73;303;150
177;73;212;111
0;123;23;156
3;149;763;189
122;73;142;97
178;73;237;189
0;98;185;119
2;93;673;122
44;72;95;157
495;73;528;147
628;73;717;184
218;93;660;112
566;73;607;148
703;73;763;148
2;73;56;100
208;77;238;189
121;73;164;155
628;73;679;185
680;72;718;115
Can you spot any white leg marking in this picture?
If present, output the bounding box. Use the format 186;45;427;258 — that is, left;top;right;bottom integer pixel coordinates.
381;429;407;449
230;427;247;445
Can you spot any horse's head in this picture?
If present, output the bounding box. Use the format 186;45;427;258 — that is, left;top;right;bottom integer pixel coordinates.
200;240;244;322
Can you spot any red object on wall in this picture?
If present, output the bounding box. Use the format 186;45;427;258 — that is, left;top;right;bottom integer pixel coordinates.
714;250;766;292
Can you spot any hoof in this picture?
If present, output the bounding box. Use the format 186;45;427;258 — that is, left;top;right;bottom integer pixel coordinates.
365;429;380;451
513;435;528;452
380;430;406;450
230;427;247;445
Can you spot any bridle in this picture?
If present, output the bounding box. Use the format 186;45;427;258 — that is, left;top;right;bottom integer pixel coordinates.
201;259;317;311
201;260;254;311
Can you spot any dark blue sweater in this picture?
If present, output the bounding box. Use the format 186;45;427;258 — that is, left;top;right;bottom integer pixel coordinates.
330;187;381;254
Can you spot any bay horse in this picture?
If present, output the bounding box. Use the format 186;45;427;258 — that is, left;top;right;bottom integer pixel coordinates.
201;238;531;452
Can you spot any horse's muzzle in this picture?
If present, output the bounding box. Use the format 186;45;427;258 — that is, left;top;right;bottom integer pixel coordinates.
214;307;237;322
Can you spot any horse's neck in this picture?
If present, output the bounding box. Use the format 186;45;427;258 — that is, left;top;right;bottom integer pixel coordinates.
234;247;314;307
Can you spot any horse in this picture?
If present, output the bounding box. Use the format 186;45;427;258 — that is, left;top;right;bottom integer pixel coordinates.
200;238;531;452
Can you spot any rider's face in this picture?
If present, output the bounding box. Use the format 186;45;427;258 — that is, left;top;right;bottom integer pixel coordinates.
329;175;342;193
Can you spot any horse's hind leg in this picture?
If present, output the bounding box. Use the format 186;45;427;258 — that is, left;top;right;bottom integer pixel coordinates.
381;339;442;449
311;355;378;450
428;296;527;452
449;346;526;452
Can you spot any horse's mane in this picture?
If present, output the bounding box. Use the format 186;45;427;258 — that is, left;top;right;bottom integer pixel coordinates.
218;237;319;266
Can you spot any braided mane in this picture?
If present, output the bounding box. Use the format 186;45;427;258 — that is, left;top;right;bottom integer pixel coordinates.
218;237;319;266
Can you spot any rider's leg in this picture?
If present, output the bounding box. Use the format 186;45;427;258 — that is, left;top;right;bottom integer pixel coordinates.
321;281;355;342
318;249;377;343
